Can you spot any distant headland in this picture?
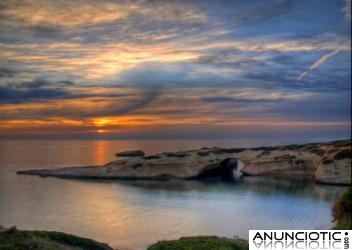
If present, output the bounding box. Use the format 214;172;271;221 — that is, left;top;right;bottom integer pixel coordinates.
17;139;351;185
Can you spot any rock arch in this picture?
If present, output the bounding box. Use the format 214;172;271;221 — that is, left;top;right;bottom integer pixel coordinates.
197;157;240;181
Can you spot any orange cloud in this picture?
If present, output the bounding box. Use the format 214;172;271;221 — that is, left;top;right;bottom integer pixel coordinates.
1;0;206;28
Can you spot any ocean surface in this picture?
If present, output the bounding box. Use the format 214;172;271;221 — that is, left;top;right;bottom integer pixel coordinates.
0;140;347;249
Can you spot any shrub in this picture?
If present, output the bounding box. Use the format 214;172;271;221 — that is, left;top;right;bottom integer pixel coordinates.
143;155;161;160
32;231;112;250
197;151;210;156
251;146;276;151
147;236;248;250
332;187;352;230
164;152;189;158
330;140;351;148
0;228;113;250
334;149;352;160
212;148;245;154
310;147;325;156
280;144;304;150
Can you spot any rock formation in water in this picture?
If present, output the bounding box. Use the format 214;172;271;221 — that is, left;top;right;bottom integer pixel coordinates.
17;139;351;185
115;150;145;157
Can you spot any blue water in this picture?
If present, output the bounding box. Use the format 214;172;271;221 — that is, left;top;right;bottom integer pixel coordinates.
0;140;346;249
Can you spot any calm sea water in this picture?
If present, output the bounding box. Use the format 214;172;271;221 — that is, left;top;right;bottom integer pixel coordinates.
0;140;346;249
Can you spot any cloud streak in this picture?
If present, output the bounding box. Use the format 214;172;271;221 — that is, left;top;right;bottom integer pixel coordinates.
0;0;206;29
297;49;341;80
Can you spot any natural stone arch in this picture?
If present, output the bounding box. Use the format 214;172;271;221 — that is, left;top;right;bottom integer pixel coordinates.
196;157;239;181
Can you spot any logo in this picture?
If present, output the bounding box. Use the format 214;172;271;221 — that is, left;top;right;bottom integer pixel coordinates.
249;230;351;250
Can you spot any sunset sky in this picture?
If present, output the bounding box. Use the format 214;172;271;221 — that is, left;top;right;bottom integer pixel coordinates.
0;0;351;140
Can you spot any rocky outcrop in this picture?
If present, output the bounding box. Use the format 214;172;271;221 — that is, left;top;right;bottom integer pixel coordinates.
240;159;316;179
115;150;145;157
315;159;351;185
17;139;351;185
18;156;242;181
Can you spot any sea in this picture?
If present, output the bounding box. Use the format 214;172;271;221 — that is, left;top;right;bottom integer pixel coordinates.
0;139;347;249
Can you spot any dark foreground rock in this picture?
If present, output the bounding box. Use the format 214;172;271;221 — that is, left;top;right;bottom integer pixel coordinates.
17;139;351;185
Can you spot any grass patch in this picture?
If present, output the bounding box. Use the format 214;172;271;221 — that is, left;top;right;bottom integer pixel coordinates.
0;227;113;250
332;187;352;230
147;236;249;250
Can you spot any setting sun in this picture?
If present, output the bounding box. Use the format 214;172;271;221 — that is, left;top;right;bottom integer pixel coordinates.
93;118;111;127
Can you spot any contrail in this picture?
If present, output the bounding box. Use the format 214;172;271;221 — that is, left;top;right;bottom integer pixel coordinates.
297;49;341;80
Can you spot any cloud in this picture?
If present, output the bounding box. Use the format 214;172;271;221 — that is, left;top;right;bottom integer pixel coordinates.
0;0;350;139
0;67;15;77
343;0;351;20
1;35;349;81
0;0;129;28
297;50;341;80
0;42;201;79
0;0;206;29
0;85;72;103
201;96;283;104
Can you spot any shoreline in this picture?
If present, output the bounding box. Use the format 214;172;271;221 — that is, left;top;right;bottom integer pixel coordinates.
17;139;351;185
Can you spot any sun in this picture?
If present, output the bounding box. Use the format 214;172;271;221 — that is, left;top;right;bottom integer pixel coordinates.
93;118;111;134
93;118;110;127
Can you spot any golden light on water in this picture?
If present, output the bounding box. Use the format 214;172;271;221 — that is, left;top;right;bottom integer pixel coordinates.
97;129;105;133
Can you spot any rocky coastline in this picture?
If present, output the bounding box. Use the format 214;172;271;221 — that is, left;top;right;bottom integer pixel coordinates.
17;139;351;185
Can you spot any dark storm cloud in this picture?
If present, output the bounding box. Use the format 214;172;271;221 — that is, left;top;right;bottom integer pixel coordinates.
0;85;72;103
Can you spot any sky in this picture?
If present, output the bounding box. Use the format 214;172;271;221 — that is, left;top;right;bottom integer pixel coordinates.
0;0;351;140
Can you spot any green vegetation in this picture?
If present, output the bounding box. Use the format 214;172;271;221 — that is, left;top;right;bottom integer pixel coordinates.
257;150;271;158
144;155;162;160
280;144;305;150
309;147;325;156
274;154;296;161
251;146;276;151
147;236;249;250
212;148;246;154
334;149;352;160
328;139;351;148
164;152;189;158
332;187;352;230
0;227;112;250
